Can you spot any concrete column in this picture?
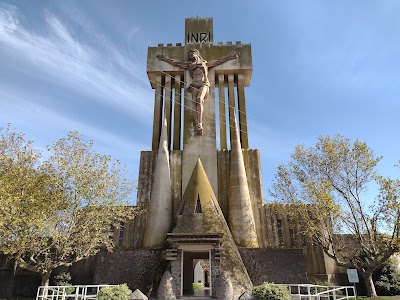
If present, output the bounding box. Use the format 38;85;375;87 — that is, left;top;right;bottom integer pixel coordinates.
237;74;248;149
182;69;218;197
164;76;173;149
173;75;182;150
228;113;259;248
143;119;173;248
170;150;182;219
243;149;267;248
152;75;163;150
227;74;235;148
217;150;229;219
218;74;227;149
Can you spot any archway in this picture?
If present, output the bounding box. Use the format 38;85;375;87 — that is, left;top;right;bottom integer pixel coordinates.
182;251;211;297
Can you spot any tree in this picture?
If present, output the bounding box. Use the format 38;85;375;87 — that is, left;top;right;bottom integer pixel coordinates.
270;135;400;297
0;126;137;291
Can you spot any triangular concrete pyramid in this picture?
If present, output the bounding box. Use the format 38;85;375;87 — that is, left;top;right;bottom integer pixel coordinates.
129;289;148;300
173;158;253;295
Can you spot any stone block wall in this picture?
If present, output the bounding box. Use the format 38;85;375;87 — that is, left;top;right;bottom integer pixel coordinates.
239;248;307;285
210;253;221;298
170;250;182;297
94;249;163;294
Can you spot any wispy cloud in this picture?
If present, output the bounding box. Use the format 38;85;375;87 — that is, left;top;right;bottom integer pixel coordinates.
0;5;153;120
0;88;145;181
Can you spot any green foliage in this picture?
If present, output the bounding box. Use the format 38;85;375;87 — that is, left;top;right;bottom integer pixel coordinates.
54;272;72;285
270;134;400;297
375;260;400;296
53;272;74;295
253;283;290;300
192;282;202;290
97;284;132;300
0;126;138;285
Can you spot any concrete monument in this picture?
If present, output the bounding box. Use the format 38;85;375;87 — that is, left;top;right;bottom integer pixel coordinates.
91;17;338;300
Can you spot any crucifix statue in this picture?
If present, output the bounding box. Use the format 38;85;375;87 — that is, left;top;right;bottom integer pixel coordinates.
157;49;239;135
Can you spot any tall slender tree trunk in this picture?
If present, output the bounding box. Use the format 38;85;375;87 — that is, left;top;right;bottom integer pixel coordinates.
364;272;377;298
40;271;52;297
5;260;17;300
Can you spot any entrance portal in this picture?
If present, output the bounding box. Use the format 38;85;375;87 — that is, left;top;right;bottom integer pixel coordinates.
182;251;211;297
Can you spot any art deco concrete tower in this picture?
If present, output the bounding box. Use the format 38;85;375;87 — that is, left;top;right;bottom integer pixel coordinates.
92;19;339;297
134;17;268;297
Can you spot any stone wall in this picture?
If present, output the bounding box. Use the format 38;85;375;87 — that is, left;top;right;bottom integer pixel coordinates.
239;248;307;285
0;269;41;299
94;249;163;294
170;251;182;297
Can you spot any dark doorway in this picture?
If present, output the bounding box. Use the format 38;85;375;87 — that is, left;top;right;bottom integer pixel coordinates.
182;251;211;297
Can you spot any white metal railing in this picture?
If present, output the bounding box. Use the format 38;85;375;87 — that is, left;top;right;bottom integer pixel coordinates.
36;284;117;300
283;284;356;300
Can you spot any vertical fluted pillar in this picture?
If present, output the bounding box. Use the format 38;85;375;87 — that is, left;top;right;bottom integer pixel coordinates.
237;74;248;149
152;75;163;150
218;74;227;149
173;75;182;150
164;76;173;149
227;74;235;148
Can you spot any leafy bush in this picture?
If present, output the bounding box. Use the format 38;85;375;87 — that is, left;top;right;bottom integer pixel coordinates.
192;282;202;290
97;284;132;300
54;272;74;295
375;261;400;296
253;283;290;300
54;272;72;284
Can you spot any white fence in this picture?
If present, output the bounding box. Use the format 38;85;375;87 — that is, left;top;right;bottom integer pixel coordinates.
284;284;356;300
36;284;117;300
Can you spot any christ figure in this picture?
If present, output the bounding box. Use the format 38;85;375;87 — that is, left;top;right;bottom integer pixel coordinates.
157;49;239;135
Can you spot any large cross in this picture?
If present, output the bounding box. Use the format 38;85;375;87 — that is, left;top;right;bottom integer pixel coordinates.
146;17;253;196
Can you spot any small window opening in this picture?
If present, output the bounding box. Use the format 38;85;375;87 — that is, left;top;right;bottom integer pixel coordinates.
195;194;202;213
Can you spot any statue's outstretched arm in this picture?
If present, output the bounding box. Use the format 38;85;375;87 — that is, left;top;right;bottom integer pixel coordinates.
207;52;239;68
156;54;189;69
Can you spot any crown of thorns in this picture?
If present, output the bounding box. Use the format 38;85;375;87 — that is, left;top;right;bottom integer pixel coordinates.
187;49;202;59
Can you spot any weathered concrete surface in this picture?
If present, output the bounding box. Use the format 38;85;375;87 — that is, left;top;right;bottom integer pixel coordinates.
215;271;233;300
185;17;213;45
170;150;182;219
143;119;173;248
243;149;267;248
181;68;218;198
239;290;256;300
94;249;163;295
228;115;258;248
173;159;253;297
217;149;229;219
239;248;307;285
157;271;177;300
217;149;267;247
129;289;148;300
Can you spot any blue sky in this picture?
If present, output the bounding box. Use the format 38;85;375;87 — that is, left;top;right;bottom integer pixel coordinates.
1;1;399;203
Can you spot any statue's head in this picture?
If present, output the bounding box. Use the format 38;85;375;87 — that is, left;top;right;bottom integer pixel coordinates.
187;49;202;62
